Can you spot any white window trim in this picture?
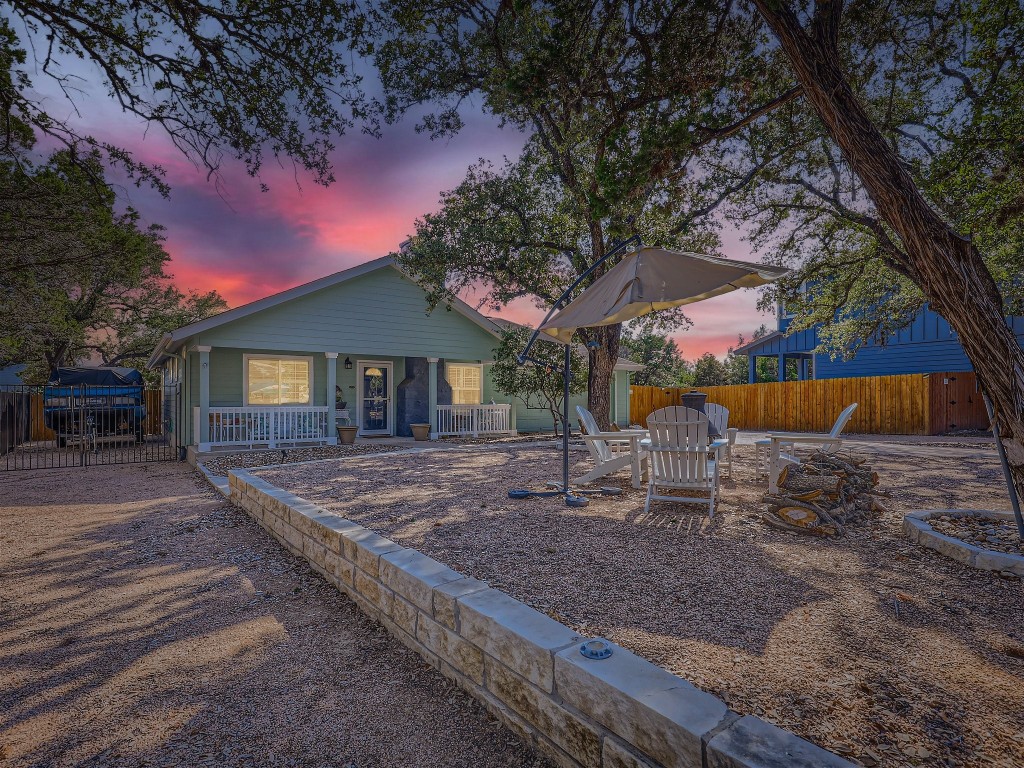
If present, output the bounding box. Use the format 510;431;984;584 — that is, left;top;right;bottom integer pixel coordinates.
445;362;484;405
243;353;314;406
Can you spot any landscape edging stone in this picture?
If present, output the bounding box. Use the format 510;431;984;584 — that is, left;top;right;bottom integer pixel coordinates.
904;509;1024;576
222;466;855;768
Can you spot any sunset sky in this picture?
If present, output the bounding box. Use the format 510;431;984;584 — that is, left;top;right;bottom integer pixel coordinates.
35;62;777;360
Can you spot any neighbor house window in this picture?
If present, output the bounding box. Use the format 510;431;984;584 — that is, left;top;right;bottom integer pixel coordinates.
245;355;312;405
446;364;482;405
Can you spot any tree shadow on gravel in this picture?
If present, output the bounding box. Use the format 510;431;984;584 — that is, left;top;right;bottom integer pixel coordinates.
0;464;547;768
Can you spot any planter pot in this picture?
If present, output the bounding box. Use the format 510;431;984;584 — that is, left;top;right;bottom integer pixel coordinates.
410;423;431;441
337;425;358;445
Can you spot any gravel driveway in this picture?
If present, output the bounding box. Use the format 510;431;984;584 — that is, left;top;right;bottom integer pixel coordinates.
261;440;1024;768
0;462;549;768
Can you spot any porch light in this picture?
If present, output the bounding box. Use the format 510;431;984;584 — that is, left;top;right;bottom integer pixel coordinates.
344;357;352;369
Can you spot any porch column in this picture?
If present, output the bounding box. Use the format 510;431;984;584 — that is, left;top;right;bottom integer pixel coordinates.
428;357;439;440
777;352;786;382
748;355;757;384
325;352;338;445
197;345;211;451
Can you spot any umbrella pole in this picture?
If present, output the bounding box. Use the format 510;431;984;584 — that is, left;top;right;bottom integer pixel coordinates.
508;232;641;506
983;392;1024;540
562;342;570;496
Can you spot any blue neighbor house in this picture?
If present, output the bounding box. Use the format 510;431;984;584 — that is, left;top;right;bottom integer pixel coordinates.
736;302;1024;383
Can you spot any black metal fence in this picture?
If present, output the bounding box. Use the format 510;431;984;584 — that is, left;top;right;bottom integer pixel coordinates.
1;384;180;470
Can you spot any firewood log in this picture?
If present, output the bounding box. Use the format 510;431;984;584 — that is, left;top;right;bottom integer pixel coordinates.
761;514;838;537
779;473;843;495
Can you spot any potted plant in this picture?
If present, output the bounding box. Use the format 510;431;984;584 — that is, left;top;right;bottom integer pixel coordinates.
410;423;431;441
337;424;358;445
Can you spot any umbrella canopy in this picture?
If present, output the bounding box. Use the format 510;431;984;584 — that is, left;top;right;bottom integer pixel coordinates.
539;247;790;343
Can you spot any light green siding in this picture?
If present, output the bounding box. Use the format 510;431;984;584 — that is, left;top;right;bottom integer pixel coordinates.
170;263;627;441
194;266;500;360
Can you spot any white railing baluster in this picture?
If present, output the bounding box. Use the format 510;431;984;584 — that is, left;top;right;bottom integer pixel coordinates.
434;404;513;437
200;405;331;448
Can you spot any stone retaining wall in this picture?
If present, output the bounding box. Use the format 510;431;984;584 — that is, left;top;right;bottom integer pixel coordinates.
228;468;853;768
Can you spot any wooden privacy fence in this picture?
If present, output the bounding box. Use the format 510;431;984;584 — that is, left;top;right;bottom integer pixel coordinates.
28;390;163;441
629;371;989;436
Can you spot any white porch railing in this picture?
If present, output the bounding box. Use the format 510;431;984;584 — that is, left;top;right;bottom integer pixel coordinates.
436;404;513;437
195;406;332;449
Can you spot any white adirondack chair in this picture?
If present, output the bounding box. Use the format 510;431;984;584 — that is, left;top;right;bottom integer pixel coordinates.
645;406;720;518
756;402;859;477
574;406;649;488
704;403;738;477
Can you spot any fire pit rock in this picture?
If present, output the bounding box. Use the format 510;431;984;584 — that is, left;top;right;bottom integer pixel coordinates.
904;509;1024;576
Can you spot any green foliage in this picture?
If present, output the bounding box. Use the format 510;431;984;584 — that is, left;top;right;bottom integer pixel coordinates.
490;326;586;436
0;149;227;382
1;1;369;188
377;0;792;425
691;352;729;387
621;329;686;387
724;325;774;384
723;0;1024;353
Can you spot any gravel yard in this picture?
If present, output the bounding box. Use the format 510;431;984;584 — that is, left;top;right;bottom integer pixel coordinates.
261;440;1024;768
0;462;549;768
200;435;561;476
201;443;407;476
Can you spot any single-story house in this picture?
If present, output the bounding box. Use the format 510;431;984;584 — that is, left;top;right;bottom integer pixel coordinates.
736;303;1024;382
147;256;639;451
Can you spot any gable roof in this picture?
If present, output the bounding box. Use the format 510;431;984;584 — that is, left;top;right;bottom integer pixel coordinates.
147;256;503;367
732;331;784;355
147;255;643;373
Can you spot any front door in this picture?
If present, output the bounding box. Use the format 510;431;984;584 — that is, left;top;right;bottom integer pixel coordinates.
357;361;393;435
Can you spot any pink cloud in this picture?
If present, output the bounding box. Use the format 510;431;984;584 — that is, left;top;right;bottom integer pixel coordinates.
48;75;774;357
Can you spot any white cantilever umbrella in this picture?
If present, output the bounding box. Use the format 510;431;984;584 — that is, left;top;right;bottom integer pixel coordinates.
512;241;789;508
539;246;790;343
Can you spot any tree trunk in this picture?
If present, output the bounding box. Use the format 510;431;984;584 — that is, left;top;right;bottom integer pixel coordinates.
752;0;1024;507
586;323;621;430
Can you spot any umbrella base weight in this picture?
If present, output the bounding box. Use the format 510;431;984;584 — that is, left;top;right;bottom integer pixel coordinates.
507;483;622;506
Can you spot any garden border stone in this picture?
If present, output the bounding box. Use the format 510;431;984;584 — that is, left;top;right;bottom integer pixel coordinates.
904;509;1024;576
223;466;855;768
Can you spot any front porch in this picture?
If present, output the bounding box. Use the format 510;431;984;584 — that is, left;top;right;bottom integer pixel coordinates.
194;402;515;450
189;347;515;450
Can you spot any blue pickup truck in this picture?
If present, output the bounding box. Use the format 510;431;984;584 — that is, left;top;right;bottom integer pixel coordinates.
44;367;147;446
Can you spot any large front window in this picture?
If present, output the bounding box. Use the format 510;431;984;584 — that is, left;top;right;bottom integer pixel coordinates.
246;356;312;405
446;364;482;405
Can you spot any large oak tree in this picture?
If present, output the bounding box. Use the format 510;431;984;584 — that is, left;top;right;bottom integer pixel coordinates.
376;0;794;427
742;0;1024;503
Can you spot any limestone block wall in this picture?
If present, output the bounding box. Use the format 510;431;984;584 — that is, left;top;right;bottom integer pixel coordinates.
228;469;853;768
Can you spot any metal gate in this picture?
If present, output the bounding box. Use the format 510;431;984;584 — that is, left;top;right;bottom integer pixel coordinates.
1;383;180;470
